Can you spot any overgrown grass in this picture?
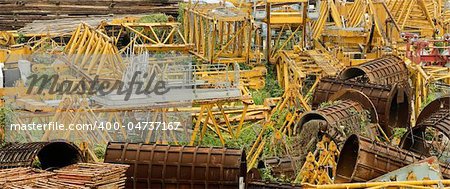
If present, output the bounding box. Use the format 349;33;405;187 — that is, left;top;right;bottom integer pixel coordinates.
94;144;107;161
0;104;14;144
251;90;270;105
421;83;437;110
227;124;259;151
199;124;259;151
138;13;169;23
250;64;284;105
393;128;407;139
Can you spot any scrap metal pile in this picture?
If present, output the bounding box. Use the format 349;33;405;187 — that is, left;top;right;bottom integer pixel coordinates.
0;0;450;189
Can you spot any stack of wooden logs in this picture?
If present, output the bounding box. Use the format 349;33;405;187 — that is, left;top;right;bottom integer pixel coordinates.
0;163;129;189
0;0;180;30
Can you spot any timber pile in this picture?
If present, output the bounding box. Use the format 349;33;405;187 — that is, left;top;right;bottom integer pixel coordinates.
0;163;128;188
52;163;129;188
5;179;88;189
0;0;180;30
17;16;114;35
0;167;54;187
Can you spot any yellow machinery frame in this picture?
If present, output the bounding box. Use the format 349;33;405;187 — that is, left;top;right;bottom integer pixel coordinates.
183;3;261;64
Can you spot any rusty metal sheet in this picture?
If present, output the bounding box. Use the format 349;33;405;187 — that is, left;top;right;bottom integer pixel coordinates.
104;142;246;189
0;141;84;170
335;135;450;183
370;157;444;182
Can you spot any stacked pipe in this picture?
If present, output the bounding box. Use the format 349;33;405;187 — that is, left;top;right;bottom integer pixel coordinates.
104;142;247;189
312;55;411;136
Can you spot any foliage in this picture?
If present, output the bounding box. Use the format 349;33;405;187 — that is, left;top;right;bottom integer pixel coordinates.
94;144;107;161
393;128;407;139
319;100;342;109
177;3;187;23
251;90;270;105
0;104;14;144
260;167;293;183
238;63;251;70
199;130;223;147
227;124;259;152
249;63;283;105
421;83;437;110
138;13;169;23
16;33;26;44
264;65;284;97
32;158;41;168
271;109;289;129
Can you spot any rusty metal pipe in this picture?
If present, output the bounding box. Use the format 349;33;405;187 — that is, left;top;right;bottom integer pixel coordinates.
104;142;246;189
400;96;450;156
336;135;450;183
313;78;410;136
299;99;374;145
338;55;408;85
0;141;85;170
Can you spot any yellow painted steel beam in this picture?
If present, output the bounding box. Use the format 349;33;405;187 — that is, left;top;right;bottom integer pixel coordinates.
267;0;307;2
269;12;304;24
304;180;450;188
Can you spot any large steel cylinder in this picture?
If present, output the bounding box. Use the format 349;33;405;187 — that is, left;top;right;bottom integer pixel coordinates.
312;78;410;136
400;96;450;156
298;99;375;145
338;55;408;85
104;142;247;189
335;135;450;183
0;141;85;169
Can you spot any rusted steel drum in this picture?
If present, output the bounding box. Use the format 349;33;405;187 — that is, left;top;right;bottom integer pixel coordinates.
338;55;408;85
298;97;377;146
0;141;84;169
260;156;300;180
104;142;247;189
335;135;450;183
312;77;410;136
400;96;450;156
